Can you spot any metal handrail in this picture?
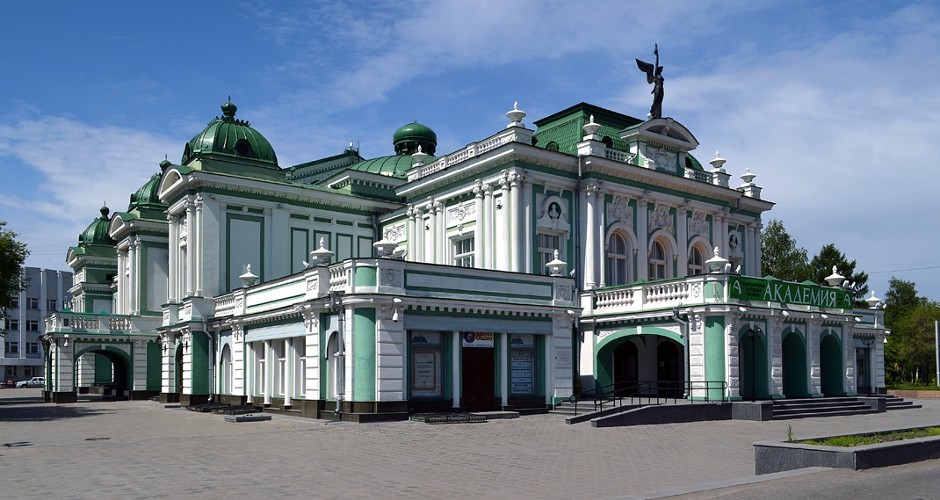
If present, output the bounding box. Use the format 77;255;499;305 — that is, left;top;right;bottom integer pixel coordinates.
567;380;729;415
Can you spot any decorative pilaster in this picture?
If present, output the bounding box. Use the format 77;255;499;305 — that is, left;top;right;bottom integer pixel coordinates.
677;202;689;276
194;195;204;296
184;200;195;297
510;171;524;272
767;318;783;398
474;180;486;269
483;183;494;269
583;182;599;289
636;193;650;279
232;321;246;398
500;173;512;271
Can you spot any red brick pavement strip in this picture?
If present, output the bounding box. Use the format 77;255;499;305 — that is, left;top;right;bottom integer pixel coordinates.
1;389;939;499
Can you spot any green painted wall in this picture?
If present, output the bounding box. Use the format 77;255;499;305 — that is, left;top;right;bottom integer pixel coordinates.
704;316;726;400
820;333;843;396
94;353;111;384
355;266;376;287
782;330;808;397
147;341;161;391
191;333;209;394
353;308;376;401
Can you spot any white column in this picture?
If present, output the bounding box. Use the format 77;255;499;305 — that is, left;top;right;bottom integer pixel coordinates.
484;184;495;270
452;331;461;408
754;223;763;278
717;211;729;263
185;203;195;297
116;250;126;313
282;339;291;407
406;205;417;263
499;333;509;409
264;339;273;405
474;182;485;269
428;200;438;264
500;175;512;271
304;315;320;401
637;197;649;280
232;325;245;399
129;239;139;315
195;196;204;296
768;321;782;397
413;207;425;263
510;172;523;272
168;216;178;303
677;207;689;277
583;183;598;289
844;330;856;395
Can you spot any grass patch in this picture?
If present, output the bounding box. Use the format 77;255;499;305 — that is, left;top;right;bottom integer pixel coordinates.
888;384;940;391
799;427;940;447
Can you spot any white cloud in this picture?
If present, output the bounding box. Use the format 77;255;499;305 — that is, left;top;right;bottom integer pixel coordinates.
0;115;178;270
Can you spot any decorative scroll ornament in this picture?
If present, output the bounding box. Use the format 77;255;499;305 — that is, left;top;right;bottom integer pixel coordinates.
648;204;674;235
689;212;707;238
384;224;406;242
607;196;634;227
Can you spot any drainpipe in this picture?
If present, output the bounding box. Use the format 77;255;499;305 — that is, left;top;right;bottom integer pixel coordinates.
573;156;583;395
672;307;690;399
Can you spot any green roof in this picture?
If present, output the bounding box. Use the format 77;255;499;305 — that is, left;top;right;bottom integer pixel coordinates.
77;205;116;247
533;102;643;156
349;154;435;178
182;100;278;167
393;121;437;155
128;172;168;213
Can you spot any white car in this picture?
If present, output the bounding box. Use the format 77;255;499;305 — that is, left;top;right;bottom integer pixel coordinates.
15;377;44;388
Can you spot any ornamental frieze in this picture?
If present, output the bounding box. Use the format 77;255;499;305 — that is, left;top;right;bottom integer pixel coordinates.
607;196;634;227
688;211;708;238
648;204;674;235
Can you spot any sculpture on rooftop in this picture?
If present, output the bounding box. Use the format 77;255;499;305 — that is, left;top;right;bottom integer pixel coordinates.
636;44;664;119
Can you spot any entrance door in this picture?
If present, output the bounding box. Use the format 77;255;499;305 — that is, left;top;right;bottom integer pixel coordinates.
462;347;495;411
856;348;870;395
613;341;638;395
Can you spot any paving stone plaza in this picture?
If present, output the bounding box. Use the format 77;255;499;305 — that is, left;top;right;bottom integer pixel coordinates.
1;389;938;499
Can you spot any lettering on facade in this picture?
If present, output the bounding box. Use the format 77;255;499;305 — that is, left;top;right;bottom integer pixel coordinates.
729;276;851;308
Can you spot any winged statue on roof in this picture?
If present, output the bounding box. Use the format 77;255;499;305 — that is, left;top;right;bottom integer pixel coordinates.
636;44;664;119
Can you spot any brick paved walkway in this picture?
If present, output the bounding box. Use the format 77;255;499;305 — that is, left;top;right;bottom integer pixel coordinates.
1;389;938;499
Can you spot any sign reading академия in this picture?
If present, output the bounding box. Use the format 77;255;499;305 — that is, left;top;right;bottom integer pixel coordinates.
729;276;852;309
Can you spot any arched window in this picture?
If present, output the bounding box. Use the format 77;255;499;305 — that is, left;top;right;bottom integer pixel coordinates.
649;239;668;280
607;233;630;285
688;245;706;276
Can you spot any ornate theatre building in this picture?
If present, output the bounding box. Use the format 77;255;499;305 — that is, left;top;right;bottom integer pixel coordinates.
41;97;888;420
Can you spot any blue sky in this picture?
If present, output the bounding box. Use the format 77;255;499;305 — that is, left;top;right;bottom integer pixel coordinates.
1;0;938;301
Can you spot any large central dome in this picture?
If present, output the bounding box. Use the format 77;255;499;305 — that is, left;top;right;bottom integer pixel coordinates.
181;100;278;167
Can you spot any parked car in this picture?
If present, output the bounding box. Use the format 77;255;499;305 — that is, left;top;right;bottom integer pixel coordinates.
15;377;44;388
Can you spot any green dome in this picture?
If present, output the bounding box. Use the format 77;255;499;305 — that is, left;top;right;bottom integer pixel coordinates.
78;205;116;246
350;153;435;178
128;172;168;212
182;100;278;166
393;121;437;155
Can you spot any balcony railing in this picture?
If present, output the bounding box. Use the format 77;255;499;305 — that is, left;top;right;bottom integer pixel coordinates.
44;312;161;335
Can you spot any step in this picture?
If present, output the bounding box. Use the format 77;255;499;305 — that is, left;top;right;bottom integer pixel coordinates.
772;408;879;420
773;404;869;417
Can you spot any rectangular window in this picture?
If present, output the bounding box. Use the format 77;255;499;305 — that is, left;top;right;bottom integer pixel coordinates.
27;342;39;355
538;233;562;275
509;334;537;396
453;237;474;268
28;297;39;309
47;299;56;311
5;342;18;355
8;319;18;331
10;297;18;308
410;331;443;398
27;320;39;332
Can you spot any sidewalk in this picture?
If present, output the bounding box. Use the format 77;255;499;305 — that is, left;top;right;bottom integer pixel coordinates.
1;389;938;499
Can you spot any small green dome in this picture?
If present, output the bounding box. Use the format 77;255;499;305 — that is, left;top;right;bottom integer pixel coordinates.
393;121;437;155
182;100;278;166
350;153;435;178
78;205;115;246
128;173;168;211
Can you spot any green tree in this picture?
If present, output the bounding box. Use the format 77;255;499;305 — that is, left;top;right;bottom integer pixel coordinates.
884;278;924;330
890;302;940;385
809;243;869;304
760;219;810;281
0;221;30;317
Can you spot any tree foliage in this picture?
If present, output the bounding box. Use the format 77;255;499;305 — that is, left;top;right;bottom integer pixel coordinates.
760;219;811;282
808;243;869;304
0;220;30;316
886;301;940;385
884;278;924;330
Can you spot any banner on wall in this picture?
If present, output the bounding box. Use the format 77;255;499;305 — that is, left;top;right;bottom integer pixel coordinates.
462;332;494;348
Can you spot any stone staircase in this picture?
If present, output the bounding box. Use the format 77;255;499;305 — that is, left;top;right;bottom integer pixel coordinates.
872;394;923;411
550;399;598;417
771;397;878;420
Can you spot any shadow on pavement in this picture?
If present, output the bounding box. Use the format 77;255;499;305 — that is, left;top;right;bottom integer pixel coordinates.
0;404;114;422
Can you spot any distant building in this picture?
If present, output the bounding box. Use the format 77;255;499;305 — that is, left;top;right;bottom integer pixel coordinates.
2;267;72;382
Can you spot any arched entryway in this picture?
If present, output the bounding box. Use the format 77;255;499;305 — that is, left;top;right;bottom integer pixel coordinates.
782;330;808;398
739;330;768;400
820;333;844;396
219;344;232;395
73;346;131;400
597;332;685;398
612;340;638;395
